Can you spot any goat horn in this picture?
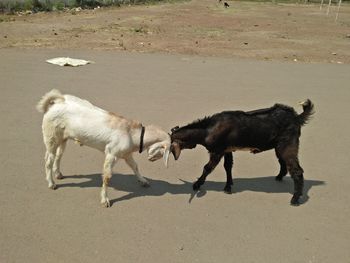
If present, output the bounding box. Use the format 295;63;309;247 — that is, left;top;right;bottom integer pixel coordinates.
163;147;170;168
298;100;307;106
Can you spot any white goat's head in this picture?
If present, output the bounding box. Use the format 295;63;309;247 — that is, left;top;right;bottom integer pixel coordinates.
147;141;171;167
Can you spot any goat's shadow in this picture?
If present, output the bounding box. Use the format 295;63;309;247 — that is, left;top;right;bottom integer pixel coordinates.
59;173;325;206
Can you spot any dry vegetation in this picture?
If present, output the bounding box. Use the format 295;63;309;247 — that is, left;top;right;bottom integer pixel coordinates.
0;0;186;13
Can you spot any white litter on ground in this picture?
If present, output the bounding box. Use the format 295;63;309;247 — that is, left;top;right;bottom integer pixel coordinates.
46;57;93;67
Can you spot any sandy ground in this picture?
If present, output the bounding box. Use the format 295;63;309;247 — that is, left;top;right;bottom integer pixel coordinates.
0;0;350;63
1;0;350;262
0;48;349;262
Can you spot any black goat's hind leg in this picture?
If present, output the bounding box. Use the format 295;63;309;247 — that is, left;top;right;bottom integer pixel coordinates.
275;149;288;181
223;152;233;194
277;143;304;205
289;160;304;206
276;158;288;181
193;153;223;191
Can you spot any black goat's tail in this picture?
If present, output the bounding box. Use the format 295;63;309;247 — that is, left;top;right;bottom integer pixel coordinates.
298;99;314;126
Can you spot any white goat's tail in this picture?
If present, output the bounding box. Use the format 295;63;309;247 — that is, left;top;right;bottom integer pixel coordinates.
36;89;65;113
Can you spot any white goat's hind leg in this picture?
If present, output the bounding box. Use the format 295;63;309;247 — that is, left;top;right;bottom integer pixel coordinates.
101;154;116;208
53;140;67;180
42;122;62;189
125;155;150;187
45;151;57;190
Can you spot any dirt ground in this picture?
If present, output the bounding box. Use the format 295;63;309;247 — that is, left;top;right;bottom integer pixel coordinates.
0;0;350;63
1;1;350;263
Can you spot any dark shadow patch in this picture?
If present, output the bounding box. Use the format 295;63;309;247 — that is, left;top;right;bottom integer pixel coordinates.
59;174;325;206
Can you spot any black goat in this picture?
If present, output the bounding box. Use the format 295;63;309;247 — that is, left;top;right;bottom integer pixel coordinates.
170;100;314;206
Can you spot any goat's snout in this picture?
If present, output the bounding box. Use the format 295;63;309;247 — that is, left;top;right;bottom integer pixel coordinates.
147;149;163;162
148;156;159;162
147;142;171;167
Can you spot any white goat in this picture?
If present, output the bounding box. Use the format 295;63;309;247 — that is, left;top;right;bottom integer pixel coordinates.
37;90;171;207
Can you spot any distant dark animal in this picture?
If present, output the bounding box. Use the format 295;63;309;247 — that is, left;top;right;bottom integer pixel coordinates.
224;2;230;8
170;100;314;206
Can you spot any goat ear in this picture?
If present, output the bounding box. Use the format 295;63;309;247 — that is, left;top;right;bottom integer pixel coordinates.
170;142;181;160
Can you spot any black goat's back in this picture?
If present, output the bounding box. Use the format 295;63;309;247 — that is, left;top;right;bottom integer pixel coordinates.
206;105;301;151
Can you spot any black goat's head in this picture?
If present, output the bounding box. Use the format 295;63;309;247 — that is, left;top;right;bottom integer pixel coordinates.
170;126;197;160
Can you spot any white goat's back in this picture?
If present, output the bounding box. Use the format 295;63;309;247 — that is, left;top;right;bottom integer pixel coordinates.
38;90;134;153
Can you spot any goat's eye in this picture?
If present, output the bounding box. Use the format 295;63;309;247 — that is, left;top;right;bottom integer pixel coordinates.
171;126;179;133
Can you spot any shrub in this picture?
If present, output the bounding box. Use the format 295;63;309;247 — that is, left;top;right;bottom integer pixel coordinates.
0;0;188;13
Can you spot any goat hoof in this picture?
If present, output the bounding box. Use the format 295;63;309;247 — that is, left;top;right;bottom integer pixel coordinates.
290;196;301;206
55;172;64;180
101;199;111;208
224;186;232;194
48;184;57;190
275;175;283;181
193;182;201;191
140;180;150;187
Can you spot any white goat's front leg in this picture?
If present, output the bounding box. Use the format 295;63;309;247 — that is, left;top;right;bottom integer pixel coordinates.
45;151;57;190
101;154;116;208
53;140;67;180
125;155;150;187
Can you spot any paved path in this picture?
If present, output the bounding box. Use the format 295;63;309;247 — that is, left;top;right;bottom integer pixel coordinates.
0;49;349;262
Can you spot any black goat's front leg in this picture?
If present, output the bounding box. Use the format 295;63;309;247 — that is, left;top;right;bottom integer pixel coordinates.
193;153;223;191
223;152;233;194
